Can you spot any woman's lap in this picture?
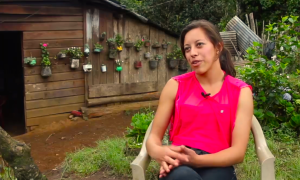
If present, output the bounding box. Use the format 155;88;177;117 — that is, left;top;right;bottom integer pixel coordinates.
159;165;237;180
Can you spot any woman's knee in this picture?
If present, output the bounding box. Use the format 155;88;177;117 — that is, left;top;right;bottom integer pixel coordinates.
160;166;202;180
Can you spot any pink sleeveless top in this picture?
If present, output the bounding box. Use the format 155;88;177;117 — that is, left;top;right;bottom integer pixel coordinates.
169;71;252;153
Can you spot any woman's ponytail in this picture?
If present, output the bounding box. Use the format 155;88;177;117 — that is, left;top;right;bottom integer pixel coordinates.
219;47;236;77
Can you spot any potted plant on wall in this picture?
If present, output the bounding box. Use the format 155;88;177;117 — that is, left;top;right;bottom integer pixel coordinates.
144;39;151;47
100;32;106;41
124;37;134;48
57;50;67;59
144;52;151;59
152;41;160;48
134;39;144;51
173;45;187;70
162;39;171;49
66;47;84;69
24;53;36;66
155;54;163;61
115;34;124;52
149;58;158;69
167;52;179;69
134;60;142;69
115;59;124;72
94;42;103;53
107;38;116;49
40;43;52;77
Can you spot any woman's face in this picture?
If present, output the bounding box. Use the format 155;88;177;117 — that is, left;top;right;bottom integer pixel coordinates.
183;28;219;75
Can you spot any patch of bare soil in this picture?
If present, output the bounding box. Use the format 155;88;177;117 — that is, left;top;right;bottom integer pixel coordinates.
14;111;137;180
45;168;128;180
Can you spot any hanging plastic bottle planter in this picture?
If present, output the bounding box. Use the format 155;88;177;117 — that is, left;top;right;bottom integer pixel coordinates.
109;49;118;59
24;56;37;66
101;64;107;72
100;32;106;41
84;44;90;57
94;42;103;53
115;59;124;72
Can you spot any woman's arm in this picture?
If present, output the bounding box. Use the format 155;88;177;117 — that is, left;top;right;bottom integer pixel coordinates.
146;79;188;165
190;87;254;167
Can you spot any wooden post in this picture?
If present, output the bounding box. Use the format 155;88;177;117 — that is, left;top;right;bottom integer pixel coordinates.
261;20;265;40
245;14;250;27
255;19;258;36
249;13;256;34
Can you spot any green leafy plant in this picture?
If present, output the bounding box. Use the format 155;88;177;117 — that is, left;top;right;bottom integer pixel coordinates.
162;39;171;45
115;34;124;47
155;54;163;60
167;45;184;60
134;39;144;50
94;42;103;49
40;43;51;66
238;15;300;133
126;111;154;147
66;47;83;59
107;37;116;45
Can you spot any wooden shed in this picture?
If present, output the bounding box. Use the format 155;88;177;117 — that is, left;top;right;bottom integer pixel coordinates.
0;0;184;133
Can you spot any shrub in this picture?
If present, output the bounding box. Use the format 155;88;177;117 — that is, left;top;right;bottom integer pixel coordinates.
126;111;154;148
238;15;300;134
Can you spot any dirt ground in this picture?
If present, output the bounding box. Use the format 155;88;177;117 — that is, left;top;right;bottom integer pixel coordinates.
14;111;136;180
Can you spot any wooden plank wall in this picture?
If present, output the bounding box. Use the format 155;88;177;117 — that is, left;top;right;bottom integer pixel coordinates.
0;4;85;127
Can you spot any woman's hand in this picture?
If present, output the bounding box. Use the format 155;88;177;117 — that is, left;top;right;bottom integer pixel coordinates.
159;161;175;178
170;146;199;166
153;145;189;167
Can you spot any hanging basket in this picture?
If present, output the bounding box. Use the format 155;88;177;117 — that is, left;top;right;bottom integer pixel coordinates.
149;60;158;69
124;42;134;48
178;59;188;70
109;49;118;59
134;60;142;69
70;58;80;69
168;59;179;69
108;42;116;48
58;53;67;59
94;48;102;53
136;47;142;52
152;44;160;48
144;52;151;59
116;66;123;72
144;41;151;47
41;66;52;77
24;57;37;66
162;44;168;49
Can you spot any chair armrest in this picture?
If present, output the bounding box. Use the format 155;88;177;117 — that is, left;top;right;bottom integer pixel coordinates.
251;116;275;180
130;121;153;180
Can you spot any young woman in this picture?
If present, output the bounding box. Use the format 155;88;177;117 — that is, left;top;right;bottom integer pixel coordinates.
146;20;253;180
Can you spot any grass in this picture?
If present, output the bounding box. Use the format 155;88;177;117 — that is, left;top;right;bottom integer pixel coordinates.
63;137;159;179
236;135;300;180
63;134;300;180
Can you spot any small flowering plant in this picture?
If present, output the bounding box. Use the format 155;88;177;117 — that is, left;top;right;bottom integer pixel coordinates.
66;47;84;59
115;59;124;66
40;43;51;66
134;39;144;51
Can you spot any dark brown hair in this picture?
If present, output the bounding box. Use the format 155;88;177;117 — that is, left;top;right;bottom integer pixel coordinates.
180;19;236;77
